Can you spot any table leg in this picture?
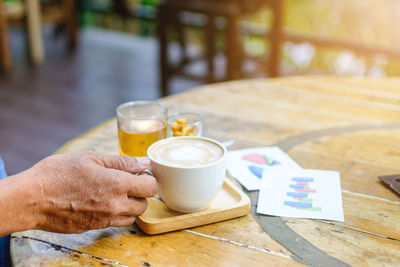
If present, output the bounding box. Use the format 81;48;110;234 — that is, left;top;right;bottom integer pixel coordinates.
226;7;241;81
24;0;44;66
206;14;215;83
174;10;188;68
269;0;284;77
63;0;79;51
0;0;11;74
158;5;169;96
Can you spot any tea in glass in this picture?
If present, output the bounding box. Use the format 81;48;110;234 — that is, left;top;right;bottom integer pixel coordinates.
117;101;167;157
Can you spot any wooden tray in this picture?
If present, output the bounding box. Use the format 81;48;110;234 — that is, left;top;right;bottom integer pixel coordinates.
136;178;250;235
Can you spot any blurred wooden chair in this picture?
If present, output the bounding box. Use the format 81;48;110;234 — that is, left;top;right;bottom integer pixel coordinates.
158;0;284;96
0;0;78;74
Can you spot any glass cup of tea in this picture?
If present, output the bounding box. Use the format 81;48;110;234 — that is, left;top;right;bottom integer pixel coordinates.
117;101;167;157
167;112;203;137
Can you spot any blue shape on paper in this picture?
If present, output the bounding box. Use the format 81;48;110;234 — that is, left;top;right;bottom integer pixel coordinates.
290;184;305;189
248;165;264;179
284;201;312;208
292;177;314;182
287;192;308;198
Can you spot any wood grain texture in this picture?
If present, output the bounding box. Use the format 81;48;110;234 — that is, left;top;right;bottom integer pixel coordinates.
288;129;400;201
11;76;400;266
281;217;400;266
12;225;298;267
11;235;117;267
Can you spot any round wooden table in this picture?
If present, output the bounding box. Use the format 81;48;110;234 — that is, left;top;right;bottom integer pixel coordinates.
11;76;400;266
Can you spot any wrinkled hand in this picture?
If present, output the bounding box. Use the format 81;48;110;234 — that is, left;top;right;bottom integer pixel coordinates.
26;151;157;233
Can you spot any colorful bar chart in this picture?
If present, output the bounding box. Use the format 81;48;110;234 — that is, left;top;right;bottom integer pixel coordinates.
284;176;321;212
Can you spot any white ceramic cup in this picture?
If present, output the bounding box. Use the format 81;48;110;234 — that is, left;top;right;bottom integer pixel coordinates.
147;136;227;213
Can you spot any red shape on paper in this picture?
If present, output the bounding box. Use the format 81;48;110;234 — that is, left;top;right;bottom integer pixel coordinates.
295;188;317;193
296;181;309;185
242;153;266;165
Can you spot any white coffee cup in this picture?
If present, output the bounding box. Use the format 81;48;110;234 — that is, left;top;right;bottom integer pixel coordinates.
147;136;227;213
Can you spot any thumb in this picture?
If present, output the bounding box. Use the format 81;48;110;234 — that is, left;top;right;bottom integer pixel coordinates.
95;154;150;174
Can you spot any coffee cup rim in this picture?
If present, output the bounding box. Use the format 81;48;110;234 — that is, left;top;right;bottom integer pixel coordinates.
147;136;227;169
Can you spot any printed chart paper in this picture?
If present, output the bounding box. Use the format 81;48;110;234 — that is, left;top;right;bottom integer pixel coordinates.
257;168;344;222
227;147;302;191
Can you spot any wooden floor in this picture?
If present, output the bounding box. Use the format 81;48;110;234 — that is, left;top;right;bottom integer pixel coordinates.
0;28;201;175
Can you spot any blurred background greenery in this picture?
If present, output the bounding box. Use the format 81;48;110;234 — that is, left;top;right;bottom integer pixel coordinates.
5;0;400;76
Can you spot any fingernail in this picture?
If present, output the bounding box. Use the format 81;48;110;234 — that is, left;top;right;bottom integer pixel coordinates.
137;157;150;166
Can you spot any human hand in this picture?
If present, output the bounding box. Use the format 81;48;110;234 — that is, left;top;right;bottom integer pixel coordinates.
23;151;157;233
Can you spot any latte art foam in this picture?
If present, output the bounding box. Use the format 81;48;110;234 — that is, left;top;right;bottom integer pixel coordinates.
150;138;223;167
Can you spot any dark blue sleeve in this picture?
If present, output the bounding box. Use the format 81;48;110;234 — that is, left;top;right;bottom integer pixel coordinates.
0;156;12;267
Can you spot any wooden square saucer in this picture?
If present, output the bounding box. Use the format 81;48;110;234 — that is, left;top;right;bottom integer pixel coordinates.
136;178;250;234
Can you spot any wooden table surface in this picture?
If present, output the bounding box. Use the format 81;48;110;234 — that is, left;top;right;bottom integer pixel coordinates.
11;76;400;266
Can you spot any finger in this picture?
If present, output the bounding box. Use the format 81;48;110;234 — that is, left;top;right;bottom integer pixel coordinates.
110;216;136;227
96;154;150;174
119;197;148;216
125;174;158;198
105;169;157;197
